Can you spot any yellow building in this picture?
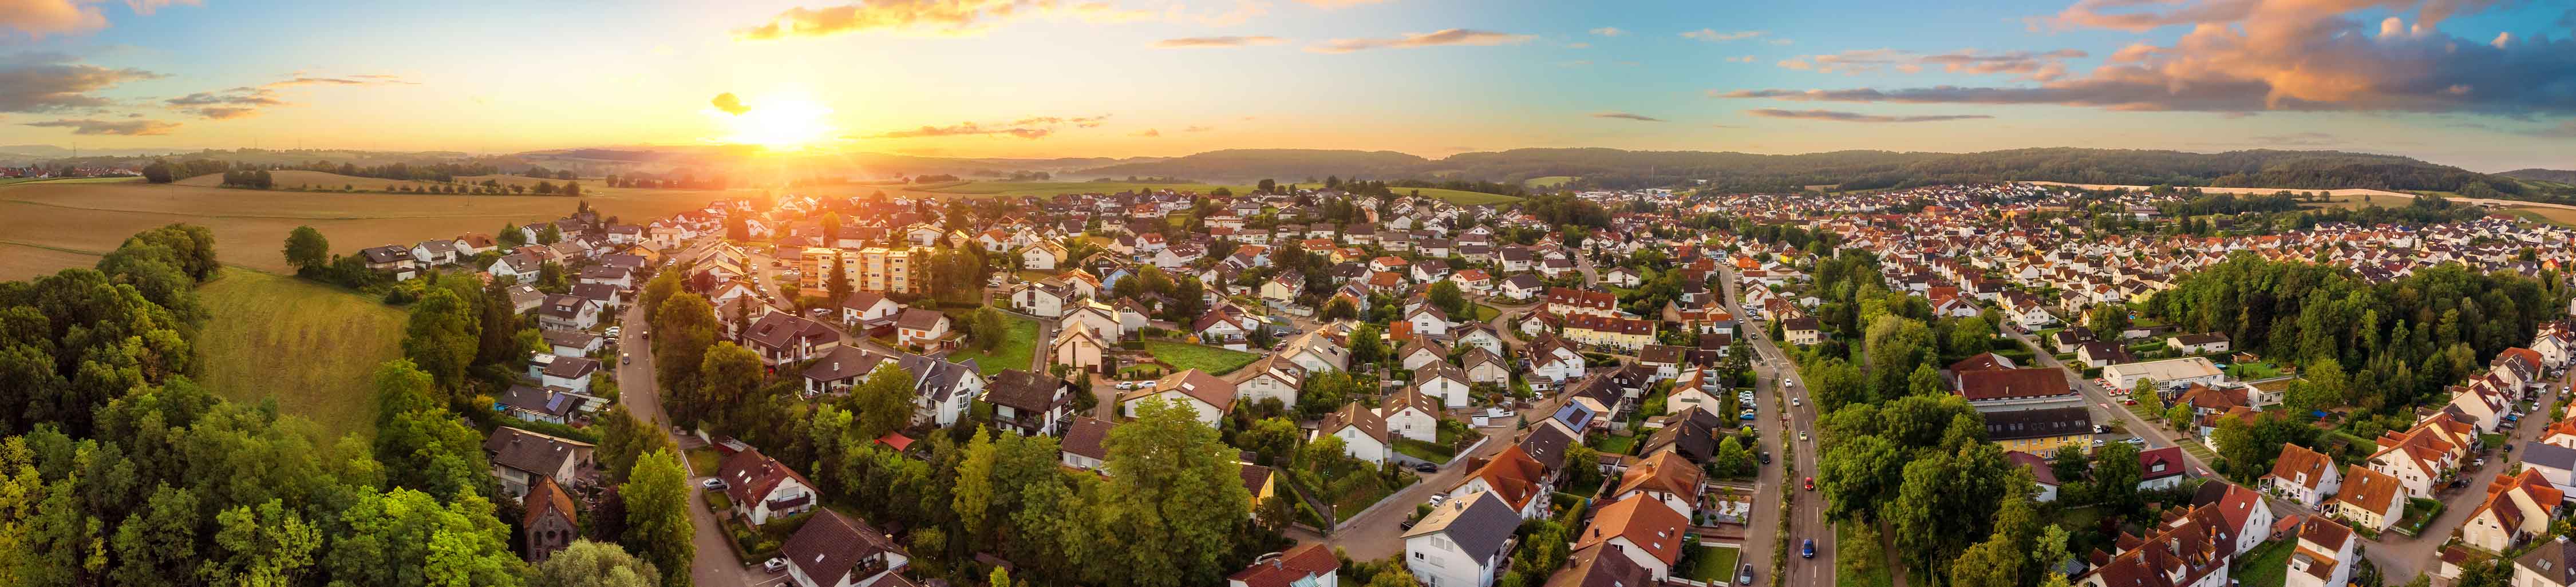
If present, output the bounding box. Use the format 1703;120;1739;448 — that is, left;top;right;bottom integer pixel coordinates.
799;247;839;292
851;247;923;294
1984;407;2092;454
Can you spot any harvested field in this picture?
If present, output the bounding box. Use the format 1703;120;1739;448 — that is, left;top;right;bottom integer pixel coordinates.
0;179;736;275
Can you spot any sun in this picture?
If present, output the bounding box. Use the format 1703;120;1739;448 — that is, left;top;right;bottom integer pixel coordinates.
714;94;836;150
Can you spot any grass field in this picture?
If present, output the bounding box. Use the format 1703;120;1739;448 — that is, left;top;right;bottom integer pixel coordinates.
195;269;406;441
1526;176;1578;188
0;178;735;276
947;314;1038;375
1143;340;1261;375
2506;207;2576;227
0;240;114;281
2231;539;2292;587
1838;522;1894;587
1384;185;1521;205
1681;545;1740;584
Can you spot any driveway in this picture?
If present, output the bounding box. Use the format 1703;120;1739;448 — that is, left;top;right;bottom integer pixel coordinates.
1313;403;1538;561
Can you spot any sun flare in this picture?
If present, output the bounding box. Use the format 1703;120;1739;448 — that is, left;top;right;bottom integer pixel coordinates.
712;94;836;150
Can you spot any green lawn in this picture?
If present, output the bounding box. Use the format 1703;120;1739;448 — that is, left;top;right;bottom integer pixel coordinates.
686;447;724;475
1591;433;1638;456
2227;361;2286;379
1837;522;1893;587
2232;540;2293;587
1472;303;1500;322
1390;186;1520;206
195;269;406;441
1526;176;1579;188
1143;340;1261;375
1681;544;1740;584
2395;497;2445;536
947;314;1038;375
1395;438;1456;463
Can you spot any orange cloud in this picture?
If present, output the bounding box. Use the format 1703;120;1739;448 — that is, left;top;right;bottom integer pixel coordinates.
1744;109;1991;123
1155;35;1285;48
1307;29;1532;53
22;117;180;135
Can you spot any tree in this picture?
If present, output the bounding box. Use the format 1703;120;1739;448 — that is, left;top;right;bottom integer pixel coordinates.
653;294;718;415
1428;280;1467;316
1102;398;1253;586
2086;304;2131;339
1713;435;1754;478
401;288;481;395
690;342;764;429
2128;378;2159;407
1321;297;1358;322
850;362;917;441
500;223;527;248
528;540;660;587
141;160;174;183
1348;324;1387;366
538;224;563;245
283;226;331;272
622;449;695;587
323;488;523;587
2089;441;2143;512
970;307;1009;352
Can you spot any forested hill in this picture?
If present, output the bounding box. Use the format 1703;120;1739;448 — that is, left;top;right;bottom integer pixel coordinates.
1076;146;2559;199
2501;169;2576;184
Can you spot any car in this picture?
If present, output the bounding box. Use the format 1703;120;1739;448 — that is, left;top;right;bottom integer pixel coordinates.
621;352;630;365
1799;431;1809;442
700;478;728;490
605;326;621;337
2091;439;2107;447
1739;564;1756;586
2123;398;2139;405
1791;397;1801;407
2092;425;2107;434
2124;438;2146;445
1801;540;1815;558
1427;494;1448;506
1116;381;1139;390
1783;379;1796;387
1757;451;1772;465
1412;462;1437;473
1803;477;1814;490
764;558;788;573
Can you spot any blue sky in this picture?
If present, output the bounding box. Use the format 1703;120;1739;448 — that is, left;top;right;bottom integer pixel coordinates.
1;0;2570;170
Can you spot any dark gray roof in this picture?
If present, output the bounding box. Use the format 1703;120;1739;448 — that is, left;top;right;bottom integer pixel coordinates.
482;427;591;475
983;369;1068;413
542;356;600;379
2525;442;2576;472
2519;537;2576;586
1401;490;1520;565
1982;406;2092;441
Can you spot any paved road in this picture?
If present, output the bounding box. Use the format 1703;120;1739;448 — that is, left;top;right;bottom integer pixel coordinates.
617;287;776;587
1300;416;1527;561
2364;375;2564;582
1719;267;1836;587
2002;329;2219;478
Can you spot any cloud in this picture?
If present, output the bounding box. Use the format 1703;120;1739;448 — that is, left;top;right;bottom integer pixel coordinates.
1773;48;2085;81
1296;0;1388;7
1154;35;1285;48
1182;125;1214;132
1589;27;1625;37
712;92;750;115
1566;42;1589;49
165;87;288;119
1;0;195;39
734;0;1056;39
868;122;1053;139
265;75;414;88
1308;29;1534;53
1132;128;1161;137
1069;1;1155;23
0;53;162;113
22;117;179;135
1681;29;1764;42
1718;1;2576;117
1590;112;1664;122
1726;55;1756;63
1743;108;1992;123
2525;121;2576;138
1005;114;1108;127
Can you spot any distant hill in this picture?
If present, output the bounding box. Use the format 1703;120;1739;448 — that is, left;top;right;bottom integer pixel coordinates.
1069;146;2562;200
2501;169;2576;184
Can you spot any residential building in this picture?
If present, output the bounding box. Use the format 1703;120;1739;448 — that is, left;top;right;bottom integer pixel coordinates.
1403;490;1520;587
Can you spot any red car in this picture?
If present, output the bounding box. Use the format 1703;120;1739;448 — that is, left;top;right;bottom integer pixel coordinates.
1803;477;1815;490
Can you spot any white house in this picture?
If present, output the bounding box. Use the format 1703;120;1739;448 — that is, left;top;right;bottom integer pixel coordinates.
1402;490;1519;587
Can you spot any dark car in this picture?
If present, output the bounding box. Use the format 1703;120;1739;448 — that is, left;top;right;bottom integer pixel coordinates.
1739;564;1755;585
1411;462;1437;473
1802;540;1816;558
1757;451;1772;465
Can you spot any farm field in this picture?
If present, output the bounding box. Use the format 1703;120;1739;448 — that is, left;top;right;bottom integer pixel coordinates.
0;179;734;275
2505;206;2576;227
193;269;406;441
0;241;116;281
1526;176;1578;188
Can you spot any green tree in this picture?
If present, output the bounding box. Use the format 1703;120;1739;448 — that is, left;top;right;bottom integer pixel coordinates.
538;224;563;245
622;449;695;587
1428;280;1467;316
283;226;330;272
323;488;524;587
1348;323;1387;367
690;342;764;429
204;498;322;586
653;294;719;418
2085;304;2131;340
527;540;659;587
850;362;918;441
2089;441;2143;512
401;288;481;395
1103;398;1254;587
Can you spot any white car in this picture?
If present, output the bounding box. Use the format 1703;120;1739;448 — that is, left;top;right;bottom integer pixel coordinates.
605;326;622;337
700;478;728;490
764;558;788;573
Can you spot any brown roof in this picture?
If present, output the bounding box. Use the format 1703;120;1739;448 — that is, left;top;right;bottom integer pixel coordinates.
1320;403;1389;443
1954;367;2068;402
1615;450;1705;501
717;449;813;509
896;308;948;331
1124;369;1236;411
983;369;1068;414
1061;416;1113;461
1227;543;1340;587
2334;464;2404;514
780;509;903;586
1544;544;1654;587
524;476;578;528
2265;444;2335;490
1574;495;1691;566
483;427;593;476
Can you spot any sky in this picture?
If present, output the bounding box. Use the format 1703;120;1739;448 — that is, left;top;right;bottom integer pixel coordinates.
0;0;2570;170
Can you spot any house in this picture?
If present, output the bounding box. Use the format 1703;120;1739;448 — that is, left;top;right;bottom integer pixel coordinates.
1060;416;1112;471
2515;537;2576;587
2464;469;2565;553
2285;517;2356;587
905;354;989;429
1405;306;1453;338
1050;322;1108;374
1782;317;1821;346
1236;359;1305;407
1320;403;1393;465
780;509;911;587
1228;543;1339;587
2169;332;2233;354
2202;482;2276;554
1403;490;1520;587
2522;442;2576;492
743;312;846;365
2331;465;2407;532
1120;370;1236;426
1452;445;1556;519
717;449;820;525
840;291;901;328
1193;309;1261;348
2006;451;2062;502
2139;446;2190;491
1527;335;1587;386
1983;407;2093;455
800;346;892;396
1280;330;1352;374
896;308;951;348
535;295;599;331
1385;388;1444;444
1461;348;1510;386
2103;357;2227;391
483;427;594;497
1023;241;1069;270
1954;368;2077;411
1547;542;1653;587
1613;451;1705;518
1571;495;1690;581
521;477;579;562
361;244;420;280
2261;444;2342;509
983;370;1074;437
1006;281;1070;318
1413;362;1475;408
497;384;582;425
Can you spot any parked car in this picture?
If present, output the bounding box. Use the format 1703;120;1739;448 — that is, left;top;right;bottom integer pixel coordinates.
605;326;621;337
1799;431;1809;442
700;478;728;490
1739;564;1756;586
764;558;788;573
1757;451;1772;465
621;352;630;365
1411;462;1436;473
1427;494;1447;507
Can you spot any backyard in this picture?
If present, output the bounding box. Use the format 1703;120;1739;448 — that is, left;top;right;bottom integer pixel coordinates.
1143;340;1261;375
1394;425;1466;464
2231;540;2293;587
947;314;1038;375
1678;544;1741;585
